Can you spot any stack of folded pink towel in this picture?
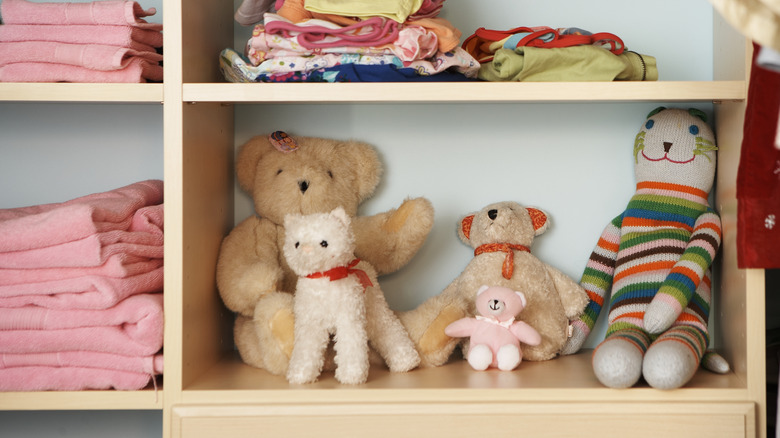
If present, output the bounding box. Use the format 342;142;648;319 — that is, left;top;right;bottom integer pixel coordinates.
0;0;163;83
0;180;165;391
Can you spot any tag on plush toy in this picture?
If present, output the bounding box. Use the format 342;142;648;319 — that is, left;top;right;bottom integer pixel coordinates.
269;130;298;153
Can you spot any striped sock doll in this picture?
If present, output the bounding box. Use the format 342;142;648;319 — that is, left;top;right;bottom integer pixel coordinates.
561;107;729;389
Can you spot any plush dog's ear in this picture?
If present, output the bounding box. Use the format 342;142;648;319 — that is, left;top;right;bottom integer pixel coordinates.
458;214;475;243
527;207;549;236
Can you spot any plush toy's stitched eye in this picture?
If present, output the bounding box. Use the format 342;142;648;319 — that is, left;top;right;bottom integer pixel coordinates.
645;120;655;129
327;170;333;178
294;242;299;249
320;240;328;248
689;125;699;135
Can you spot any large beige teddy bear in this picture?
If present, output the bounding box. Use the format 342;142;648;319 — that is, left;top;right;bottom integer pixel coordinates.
217;132;434;376
399;201;589;366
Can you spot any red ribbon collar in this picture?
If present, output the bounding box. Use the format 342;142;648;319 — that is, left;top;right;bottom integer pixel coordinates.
474;243;530;279
305;259;373;290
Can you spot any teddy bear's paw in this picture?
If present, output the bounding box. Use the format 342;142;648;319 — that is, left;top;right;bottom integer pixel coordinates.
385;348;421;373
467;344;493;371
382;197;434;235
592;338;644;388
643;340;699;390
496;345;521;371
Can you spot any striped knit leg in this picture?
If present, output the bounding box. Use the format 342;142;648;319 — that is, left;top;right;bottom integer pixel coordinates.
592;327;651;388
643;325;707;389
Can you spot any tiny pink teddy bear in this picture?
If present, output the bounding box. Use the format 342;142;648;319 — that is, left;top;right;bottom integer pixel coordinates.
445;285;542;371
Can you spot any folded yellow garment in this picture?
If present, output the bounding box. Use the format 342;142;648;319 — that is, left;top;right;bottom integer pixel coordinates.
478;45;658;82
303;0;425;23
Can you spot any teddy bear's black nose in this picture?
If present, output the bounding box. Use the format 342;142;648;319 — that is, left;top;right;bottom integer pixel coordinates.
663;141;673;153
488;209;498;220
298;180;309;193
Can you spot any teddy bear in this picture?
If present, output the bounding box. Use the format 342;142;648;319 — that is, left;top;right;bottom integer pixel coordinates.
216;131;434;376
283;207;420;384
561;107;730;389
399;201;590;367
444;285;541;371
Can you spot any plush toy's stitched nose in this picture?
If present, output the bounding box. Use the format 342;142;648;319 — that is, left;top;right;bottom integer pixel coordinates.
298;180;309;193
663;142;673;153
488;209;498;220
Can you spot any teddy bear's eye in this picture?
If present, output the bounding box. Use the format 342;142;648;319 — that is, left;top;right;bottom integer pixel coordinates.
294;242;299;249
276;169;283;175
689;125;699;135
327;170;333;178
320;240;328;248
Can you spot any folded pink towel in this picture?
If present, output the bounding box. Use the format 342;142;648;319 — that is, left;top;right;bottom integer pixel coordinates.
0;57;163;82
0;365;157;390
1;351;163;375
0;293;163;356
0;0;163;30
0;41;163;71
0;24;163;49
0;180;163;253
0;265;163;309
0;253;162;285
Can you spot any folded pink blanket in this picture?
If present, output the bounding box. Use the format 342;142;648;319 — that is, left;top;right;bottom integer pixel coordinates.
0;365;157;390
0;253;162;286
0;265;163;309
0;293;163;356
0;41;163;71
0;57;163;82
0;180;162;253
0;24;163;49
0;0;163;30
1;351;163;375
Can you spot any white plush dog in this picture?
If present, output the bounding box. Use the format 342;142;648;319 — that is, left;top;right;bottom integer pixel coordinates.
283;207;420;384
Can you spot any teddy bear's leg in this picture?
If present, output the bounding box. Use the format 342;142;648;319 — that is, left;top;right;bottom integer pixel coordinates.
365;289;420;373
244;292;295;376
496;345;522;371
398;292;467;367
592;328;651;388
333;309;370;385
467;344;493;371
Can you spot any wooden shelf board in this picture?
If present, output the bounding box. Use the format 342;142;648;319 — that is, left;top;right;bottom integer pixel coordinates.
0;382;163;411
182;81;746;103
0;83;164;103
179;350;747;405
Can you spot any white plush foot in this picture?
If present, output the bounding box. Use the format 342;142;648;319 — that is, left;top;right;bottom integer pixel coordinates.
496;345;521;371
384;346;421;373
592;338;644;388
467;344;493;371
334;362;369;385
286;361;320;384
643;340;698;389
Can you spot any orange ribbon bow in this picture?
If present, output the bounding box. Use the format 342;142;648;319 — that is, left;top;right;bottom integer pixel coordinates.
473;243;530;279
306;258;373;290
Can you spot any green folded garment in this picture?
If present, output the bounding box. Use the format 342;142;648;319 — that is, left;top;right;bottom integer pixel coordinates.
478;44;658;82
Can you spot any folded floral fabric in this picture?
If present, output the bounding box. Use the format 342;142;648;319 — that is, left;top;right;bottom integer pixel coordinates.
0;266;163;309
264;14;400;49
0;41;163;71
0;351;163;375
477;45;657;82
0;24;163;50
0;0;162;30
0;180;163;253
0;365;157;390
303;0;424;23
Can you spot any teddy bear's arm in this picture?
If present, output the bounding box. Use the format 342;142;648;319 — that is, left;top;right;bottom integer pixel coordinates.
216;216;283;317
510;321;542;346
644;210;722;334
443;318;477;338
352;197;434;275
545;265;590;320
561;218;621;355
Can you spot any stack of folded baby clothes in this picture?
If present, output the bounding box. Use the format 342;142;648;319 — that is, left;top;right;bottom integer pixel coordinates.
0;180;165;391
0;0;163;83
220;0;479;82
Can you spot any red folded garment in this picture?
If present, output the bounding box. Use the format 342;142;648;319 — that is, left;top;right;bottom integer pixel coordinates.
0;57;163;82
0;365;157;390
0;41;163;71
0;24;163;49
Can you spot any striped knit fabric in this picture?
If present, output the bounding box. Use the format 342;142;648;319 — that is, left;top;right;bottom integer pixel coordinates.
577;180;721;347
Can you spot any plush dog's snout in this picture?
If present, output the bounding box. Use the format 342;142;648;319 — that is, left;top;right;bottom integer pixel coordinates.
298;180;310;193
488;209;498;220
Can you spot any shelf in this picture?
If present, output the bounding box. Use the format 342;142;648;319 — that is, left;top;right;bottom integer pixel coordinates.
0;385;163;411
182;81;746;103
179;350;748;405
0;83;164;103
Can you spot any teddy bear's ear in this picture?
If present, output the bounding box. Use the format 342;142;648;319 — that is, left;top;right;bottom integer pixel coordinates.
236;135;280;193
458;215;475;242
476;285;490;296
515;291;527;308
339;141;383;202
526;208;549;236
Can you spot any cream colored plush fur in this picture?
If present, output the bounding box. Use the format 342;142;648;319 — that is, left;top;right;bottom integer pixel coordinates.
284;208;420;384
400;201;589;366
216;133;434;376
